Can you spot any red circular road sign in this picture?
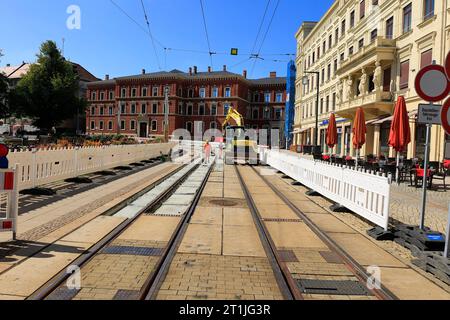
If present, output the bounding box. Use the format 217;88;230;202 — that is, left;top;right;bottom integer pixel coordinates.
442;98;450;135
446;52;450;80
415;64;450;102
0;144;8;157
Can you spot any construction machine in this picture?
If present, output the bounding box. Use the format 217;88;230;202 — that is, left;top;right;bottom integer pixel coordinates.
222;107;259;165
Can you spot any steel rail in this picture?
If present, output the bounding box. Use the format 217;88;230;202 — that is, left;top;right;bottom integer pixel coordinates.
253;166;399;300
235;165;303;300
26;161;197;300
143;160;215;300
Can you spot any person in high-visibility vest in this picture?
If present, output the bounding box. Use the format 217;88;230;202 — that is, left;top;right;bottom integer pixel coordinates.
203;141;211;165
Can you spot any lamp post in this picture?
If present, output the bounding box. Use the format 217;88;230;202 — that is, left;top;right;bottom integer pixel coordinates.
302;71;320;151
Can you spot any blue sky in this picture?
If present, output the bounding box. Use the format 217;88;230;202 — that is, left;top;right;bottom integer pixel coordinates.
0;0;334;79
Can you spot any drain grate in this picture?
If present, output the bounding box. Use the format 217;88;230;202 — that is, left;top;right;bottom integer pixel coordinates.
102;246;164;257
278;250;298;262
46;287;80;300
296;279;371;296
320;251;344;264
263;218;302;223
113;290;141;300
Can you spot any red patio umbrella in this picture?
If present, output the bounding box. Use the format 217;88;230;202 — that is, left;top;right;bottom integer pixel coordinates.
352;107;367;168
326;113;338;161
389;96;411;183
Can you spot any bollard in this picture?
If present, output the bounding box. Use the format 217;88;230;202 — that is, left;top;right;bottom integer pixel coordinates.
444;203;450;259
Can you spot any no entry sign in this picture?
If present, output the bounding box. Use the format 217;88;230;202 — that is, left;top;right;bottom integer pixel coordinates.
446;51;450;80
442;98;450;135
415;64;450;102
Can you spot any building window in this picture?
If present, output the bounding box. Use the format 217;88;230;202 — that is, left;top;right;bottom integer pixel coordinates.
121;88;126;98
211;104;217;115
327;64;331;81
152;87;159;97
317;47;320;60
360;0;365;19
359;38;364;49
274;109;282;120
199;87;206;98
403;3;412;34
100;92;105;100
335;28;339;43
151;120;157;131
225;87;231;98
199;104;205;115
91;92;97;100
265;92;271;103
90;121;95;130
320;98;324;114
370;29;378;43
187;105;193;115
91;106;95;115
341;19;346;36
224;103;230;115
332;93;336;110
276;93;283;103
263;107;270;119
329;35;332;49
424;0;434;21
326;96;330;113
130;120;136;131
252;108;259;120
120;120;125;130
109;91;114;100
386;17;394;39
349;46;354;56
312;52;315;63
99;121;104;130
210;122;217;129
321;69;325;84
334;59;338;74
109;106;113;115
142;87;148;97
323;41;326;54
188;88;194;98
141;103;146;114
108;121;113;130
120;103;126;114
212;87;218;98
131;103;136;114
178;104;183;115
131;88;136;97
186;122;193;133
372;0;378;5
99;106;104;115
400;60;410;90
350;11;355;28
152;103;158;114
340;52;345;62
420;49;433;68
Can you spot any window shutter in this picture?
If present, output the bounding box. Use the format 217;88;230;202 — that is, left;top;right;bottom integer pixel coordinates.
400;61;409;90
420;49;433;69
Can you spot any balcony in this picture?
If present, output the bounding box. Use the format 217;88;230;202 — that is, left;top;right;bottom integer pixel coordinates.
336;89;393;120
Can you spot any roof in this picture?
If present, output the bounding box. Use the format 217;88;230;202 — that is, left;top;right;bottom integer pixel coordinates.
71;62;100;82
249;77;287;85
0;63;31;79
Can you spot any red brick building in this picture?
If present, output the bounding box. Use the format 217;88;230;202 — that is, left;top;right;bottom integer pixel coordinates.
86;66;286;140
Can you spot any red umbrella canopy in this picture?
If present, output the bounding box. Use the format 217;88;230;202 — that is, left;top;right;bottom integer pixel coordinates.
352;107;367;150
326;113;338;148
388;96;411;152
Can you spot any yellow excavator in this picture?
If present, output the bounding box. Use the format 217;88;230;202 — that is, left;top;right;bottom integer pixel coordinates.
222;107;259;165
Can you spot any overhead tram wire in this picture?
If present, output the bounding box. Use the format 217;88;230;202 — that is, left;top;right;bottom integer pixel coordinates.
199;0;215;68
139;0;162;70
249;0;271;62
250;0;281;78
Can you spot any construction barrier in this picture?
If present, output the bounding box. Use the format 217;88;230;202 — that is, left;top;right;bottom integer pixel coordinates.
8;143;174;191
0;166;19;239
261;148;391;230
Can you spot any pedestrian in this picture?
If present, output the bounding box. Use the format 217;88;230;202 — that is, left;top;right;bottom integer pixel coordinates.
203;140;211;165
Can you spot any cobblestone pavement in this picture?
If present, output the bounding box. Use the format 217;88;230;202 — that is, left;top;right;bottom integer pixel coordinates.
389;178;450;233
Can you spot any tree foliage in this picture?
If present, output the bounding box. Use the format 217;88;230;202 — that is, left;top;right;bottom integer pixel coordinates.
0;72;9;119
11;41;86;131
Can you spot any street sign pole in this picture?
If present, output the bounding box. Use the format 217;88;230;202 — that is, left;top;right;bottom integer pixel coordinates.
164;86;169;143
419;118;431;230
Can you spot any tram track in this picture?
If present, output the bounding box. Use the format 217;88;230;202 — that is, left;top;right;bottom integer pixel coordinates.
26;158;214;300
236;165;399;300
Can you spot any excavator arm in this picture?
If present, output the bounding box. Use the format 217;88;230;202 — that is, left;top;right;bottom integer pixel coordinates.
222;107;244;129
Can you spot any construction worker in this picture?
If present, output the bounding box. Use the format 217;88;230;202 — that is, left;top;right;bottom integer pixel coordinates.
203;140;211;165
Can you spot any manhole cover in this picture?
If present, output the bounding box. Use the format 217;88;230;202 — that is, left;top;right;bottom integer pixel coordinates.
209;199;238;207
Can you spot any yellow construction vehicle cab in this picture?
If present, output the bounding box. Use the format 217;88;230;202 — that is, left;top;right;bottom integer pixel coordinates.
222;107;259;165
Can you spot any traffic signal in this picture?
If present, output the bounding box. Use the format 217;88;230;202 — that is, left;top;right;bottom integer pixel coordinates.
0;144;9;169
231;48;238;56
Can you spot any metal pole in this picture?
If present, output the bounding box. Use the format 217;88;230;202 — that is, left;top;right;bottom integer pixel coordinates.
315;73;320;147
444;202;450;259
164;86;169;142
419;123;432;230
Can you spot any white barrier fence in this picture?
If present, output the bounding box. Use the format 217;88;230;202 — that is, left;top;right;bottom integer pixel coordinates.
261;148;391;230
8;143;174;191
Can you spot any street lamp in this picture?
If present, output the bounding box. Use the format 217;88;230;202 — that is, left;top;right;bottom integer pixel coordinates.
302;71;320;151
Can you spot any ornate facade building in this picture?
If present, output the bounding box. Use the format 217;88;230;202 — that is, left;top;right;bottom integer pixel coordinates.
86;66;286;141
294;0;450;161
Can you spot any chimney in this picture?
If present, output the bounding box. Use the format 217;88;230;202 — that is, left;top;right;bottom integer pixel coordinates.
194;66;198;74
105;74;110;80
223;65;227;72
208;66;211;73
6;64;10;67
142;69;146;75
189;67;192;75
243;70;247;79
270;71;277;78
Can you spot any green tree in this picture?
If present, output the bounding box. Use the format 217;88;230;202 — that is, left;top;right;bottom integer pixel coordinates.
0;72;10;119
11;40;86;131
